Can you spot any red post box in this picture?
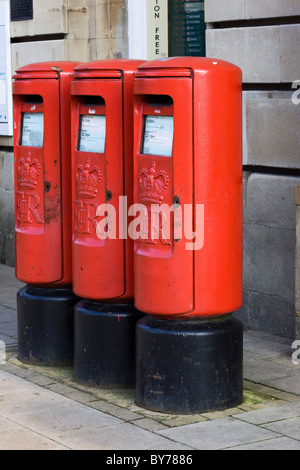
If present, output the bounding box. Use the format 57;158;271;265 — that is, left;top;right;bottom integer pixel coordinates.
70;60;144;387
133;57;243;414
13;62;80;365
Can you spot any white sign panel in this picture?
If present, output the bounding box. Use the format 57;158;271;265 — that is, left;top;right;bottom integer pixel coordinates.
147;0;168;60
79;115;106;154
142;115;174;157
21;113;44;148
0;1;13;135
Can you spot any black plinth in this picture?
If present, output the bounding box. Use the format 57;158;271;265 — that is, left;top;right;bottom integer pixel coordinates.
74;300;144;388
136;314;243;414
17;285;78;366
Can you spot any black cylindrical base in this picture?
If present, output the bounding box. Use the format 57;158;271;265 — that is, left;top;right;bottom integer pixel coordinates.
17;285;78;366
136;314;243;414
74;300;144;388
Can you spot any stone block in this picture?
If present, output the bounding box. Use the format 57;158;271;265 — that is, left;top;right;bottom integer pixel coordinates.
89;38;124;60
205;0;300;23
235;289;295;338
240;173;299;338
0;137;13;148
0;152;14;193
67;38;89;62
11;0;67;38
251;291;294;338
68;0;89;40
0;153;16;267
89;39;105;60
0;187;15;268
295;186;300;206
1;189;14;229
2;153;14;193
244;173;300;230
243;91;300;169
206;26;280;83
245;0;300;20
205;0;244;23
206;25;300;83
11;40;67;75
92;1;127;55
89;0;127;41
87;1;97;39
94;2;112;39
243;174;299;305
243;223;295;302
280;25;300;83
0;232;15;267
110;0;127;40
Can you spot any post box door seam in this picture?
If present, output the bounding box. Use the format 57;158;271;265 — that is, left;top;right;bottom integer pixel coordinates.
14;78;63;284
134;76;194;316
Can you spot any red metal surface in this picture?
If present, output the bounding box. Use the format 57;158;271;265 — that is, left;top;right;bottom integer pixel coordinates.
71;59;143;301
133;57;243;319
13;61;80;286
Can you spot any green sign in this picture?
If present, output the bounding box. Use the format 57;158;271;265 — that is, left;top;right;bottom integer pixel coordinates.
169;0;206;57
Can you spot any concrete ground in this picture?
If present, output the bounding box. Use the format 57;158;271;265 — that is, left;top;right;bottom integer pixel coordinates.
0;263;299;450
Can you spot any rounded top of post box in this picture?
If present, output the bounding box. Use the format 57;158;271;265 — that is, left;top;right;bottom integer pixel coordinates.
73;59;145;77
135;56;241;77
15;61;80;74
13;61;81;80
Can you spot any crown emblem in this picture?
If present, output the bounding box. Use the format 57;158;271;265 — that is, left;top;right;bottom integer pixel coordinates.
18;153;41;190
139;161;169;204
75;158;102;199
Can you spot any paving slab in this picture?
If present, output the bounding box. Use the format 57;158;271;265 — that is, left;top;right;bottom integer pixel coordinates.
233;401;300;425
243;332;292;357
243;358;295;383
0;416;69;450
0;333;17;347
262;417;300;441
0;305;17;323
0;369;190;450
263;374;300;396
227;436;300;451
158;417;279;450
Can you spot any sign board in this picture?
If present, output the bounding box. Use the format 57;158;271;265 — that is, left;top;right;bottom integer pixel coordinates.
147;0;168;60
21;112;44;147
78;115;106;154
142;115;174;157
169;0;206;57
0;1;13;135
11;0;33;22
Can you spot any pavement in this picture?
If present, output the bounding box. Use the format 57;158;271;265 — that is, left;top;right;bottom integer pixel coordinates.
0;263;299;451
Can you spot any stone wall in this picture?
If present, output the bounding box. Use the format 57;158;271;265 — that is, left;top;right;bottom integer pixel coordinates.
206;0;300;338
10;0;128;72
